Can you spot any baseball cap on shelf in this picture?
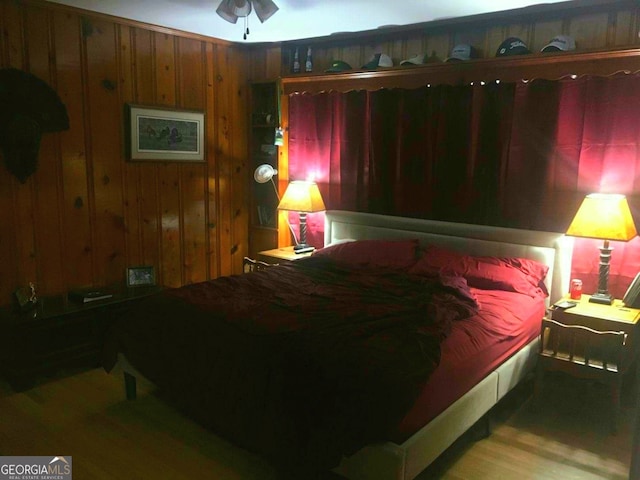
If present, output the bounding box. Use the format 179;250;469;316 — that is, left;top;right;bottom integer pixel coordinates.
445;44;478;62
324;60;353;73
401;51;441;66
362;53;393;69
400;53;428;66
496;37;530;57
541;35;576;52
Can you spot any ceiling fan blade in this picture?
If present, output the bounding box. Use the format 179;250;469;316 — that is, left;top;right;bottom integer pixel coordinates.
252;0;279;23
216;0;252;23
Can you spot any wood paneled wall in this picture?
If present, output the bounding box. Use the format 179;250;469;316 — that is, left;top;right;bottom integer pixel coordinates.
0;0;278;306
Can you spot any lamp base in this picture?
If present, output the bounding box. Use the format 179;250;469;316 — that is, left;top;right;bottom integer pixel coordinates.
589;292;613;305
293;244;315;254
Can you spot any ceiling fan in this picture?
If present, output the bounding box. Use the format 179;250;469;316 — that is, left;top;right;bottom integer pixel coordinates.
216;0;279;39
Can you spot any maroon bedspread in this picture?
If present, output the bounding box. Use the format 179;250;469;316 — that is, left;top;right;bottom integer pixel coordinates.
103;256;478;472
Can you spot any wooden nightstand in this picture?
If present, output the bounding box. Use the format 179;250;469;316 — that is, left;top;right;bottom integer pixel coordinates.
0;285;161;391
257;246;314;264
536;294;640;431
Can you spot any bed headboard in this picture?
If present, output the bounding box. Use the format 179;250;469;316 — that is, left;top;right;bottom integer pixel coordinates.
324;210;573;306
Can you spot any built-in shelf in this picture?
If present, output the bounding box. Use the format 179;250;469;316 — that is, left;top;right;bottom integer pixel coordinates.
249;81;280;257
282;47;640;95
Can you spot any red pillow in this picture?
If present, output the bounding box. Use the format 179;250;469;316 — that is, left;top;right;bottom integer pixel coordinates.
409;245;549;298
454;261;546;298
313;239;419;269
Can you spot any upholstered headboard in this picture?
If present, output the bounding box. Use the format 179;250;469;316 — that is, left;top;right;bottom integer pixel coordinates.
324;210;573;306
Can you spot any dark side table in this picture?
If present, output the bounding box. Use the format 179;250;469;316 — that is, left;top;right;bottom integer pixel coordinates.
0;285;161;391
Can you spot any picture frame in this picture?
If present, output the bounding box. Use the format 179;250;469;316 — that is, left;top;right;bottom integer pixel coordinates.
127;266;156;287
126;104;205;162
13;284;37;311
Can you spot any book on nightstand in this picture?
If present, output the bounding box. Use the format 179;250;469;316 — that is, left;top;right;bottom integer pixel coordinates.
68;289;114;304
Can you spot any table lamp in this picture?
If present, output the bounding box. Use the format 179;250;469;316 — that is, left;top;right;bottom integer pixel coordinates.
566;193;638;304
277;180;326;253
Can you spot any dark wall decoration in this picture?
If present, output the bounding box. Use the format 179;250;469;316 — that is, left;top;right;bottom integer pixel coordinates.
0;68;70;182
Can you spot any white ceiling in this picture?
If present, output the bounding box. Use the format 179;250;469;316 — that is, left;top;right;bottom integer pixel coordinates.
45;0;569;43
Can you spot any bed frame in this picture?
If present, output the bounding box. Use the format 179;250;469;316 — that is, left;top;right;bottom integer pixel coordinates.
116;210;573;479
323;210;573;480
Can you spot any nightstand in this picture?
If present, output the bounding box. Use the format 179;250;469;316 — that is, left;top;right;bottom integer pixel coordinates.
535;294;640;431
0;285;161;391
257;246;314;264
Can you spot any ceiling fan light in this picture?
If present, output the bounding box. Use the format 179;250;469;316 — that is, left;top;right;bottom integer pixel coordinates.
253;0;279;23
216;0;252;23
216;1;238;23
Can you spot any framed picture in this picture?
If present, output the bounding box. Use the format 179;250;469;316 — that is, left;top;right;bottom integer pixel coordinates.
126;104;205;162
127;266;156;287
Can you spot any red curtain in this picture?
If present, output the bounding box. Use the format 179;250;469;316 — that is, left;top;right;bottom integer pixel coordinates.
287;74;640;298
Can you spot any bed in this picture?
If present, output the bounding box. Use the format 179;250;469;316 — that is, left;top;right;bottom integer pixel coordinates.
103;210;573;479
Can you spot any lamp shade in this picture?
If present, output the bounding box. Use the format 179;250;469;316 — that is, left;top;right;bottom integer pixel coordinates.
278;181;325;213
566;193;637;241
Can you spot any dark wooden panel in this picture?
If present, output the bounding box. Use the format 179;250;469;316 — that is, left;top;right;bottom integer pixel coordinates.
131;28;161;272
0;1;22;301
158;162;181;288
84;18;127;288
177;37;208;285
214;45;234;277
26;7;66;295
249;227;278;258
205;43;220;280
567;12;611;50
3;2;39;297
118;25;143;269
611;10;637;46
228;44;249;275
153;32;182;288
54;10;94;291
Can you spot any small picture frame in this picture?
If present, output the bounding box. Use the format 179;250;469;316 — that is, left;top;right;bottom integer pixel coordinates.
13;282;37;311
127;266;156;287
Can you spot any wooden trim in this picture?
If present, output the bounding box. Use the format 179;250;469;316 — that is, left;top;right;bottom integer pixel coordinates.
282;47;640;94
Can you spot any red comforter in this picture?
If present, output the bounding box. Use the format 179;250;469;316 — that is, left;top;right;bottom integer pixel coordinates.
103;256;479;472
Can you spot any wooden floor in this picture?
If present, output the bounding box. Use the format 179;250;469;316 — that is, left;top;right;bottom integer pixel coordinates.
0;367;633;479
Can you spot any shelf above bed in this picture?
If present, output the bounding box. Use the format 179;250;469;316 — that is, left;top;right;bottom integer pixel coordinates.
282;47;640;94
